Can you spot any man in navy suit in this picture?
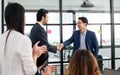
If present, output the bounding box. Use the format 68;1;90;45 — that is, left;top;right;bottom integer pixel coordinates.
61;17;99;58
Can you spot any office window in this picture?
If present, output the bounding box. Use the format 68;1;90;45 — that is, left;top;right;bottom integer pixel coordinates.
102;25;111;46
62;13;73;24
114;13;120;23
62;25;73;41
47;25;60;44
25;12;36;24
76;13;110;23
76;13;111;23
48;12;73;24
24;26;33;36
25;12;60;24
48;12;60;24
115;25;120;45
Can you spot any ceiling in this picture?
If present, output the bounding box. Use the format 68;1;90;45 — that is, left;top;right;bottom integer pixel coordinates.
4;0;120;11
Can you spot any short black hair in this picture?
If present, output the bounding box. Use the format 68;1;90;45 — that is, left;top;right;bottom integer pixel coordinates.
36;9;48;21
78;17;88;24
36;52;49;67
5;3;25;34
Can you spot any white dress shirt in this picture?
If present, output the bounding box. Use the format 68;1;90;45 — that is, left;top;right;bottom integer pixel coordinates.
0;30;37;75
79;30;87;49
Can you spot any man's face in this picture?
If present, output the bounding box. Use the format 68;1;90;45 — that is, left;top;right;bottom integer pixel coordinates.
77;19;86;30
43;13;48;25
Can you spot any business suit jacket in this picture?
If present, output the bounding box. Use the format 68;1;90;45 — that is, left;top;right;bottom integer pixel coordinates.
63;30;99;57
30;23;57;53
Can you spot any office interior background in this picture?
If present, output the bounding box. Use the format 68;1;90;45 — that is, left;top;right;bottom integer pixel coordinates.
0;0;120;75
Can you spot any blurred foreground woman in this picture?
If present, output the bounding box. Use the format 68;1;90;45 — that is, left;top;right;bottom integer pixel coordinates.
0;3;47;75
65;49;101;75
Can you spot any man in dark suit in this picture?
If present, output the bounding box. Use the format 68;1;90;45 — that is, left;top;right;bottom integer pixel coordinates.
61;17;99;57
30;9;61;53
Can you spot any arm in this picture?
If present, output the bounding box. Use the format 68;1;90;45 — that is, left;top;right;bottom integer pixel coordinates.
92;32;99;57
17;37;37;75
36;27;57;53
63;33;74;48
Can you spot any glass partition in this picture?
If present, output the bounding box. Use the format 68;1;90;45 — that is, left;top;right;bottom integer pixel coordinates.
2;0;120;75
62;0;111;73
114;0;120;70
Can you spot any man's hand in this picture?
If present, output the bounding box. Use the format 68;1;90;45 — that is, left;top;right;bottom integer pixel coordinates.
56;44;63;51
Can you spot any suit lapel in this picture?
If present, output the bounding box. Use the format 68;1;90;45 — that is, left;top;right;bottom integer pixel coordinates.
36;23;47;36
36;23;45;30
85;30;89;49
76;31;80;47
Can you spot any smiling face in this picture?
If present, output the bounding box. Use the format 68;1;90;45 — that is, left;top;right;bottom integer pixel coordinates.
77;19;87;32
41;13;48;25
42;13;48;25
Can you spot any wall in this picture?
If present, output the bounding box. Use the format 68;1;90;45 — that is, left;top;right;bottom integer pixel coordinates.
5;0;120;11
0;0;1;74
0;0;1;34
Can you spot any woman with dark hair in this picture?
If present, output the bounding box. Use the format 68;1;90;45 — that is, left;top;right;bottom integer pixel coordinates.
65;49;101;75
0;3;47;75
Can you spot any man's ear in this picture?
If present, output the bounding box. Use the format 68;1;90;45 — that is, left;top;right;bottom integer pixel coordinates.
85;23;87;26
42;16;44;20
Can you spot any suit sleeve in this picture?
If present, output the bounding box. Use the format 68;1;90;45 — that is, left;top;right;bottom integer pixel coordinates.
36;27;57;53
92;32;99;57
63;32;74;47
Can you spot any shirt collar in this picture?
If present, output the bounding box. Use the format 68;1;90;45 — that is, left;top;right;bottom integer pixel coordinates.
37;22;46;31
37;22;44;28
81;29;87;35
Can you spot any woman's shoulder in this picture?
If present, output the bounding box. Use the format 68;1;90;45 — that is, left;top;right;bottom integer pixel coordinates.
11;30;31;42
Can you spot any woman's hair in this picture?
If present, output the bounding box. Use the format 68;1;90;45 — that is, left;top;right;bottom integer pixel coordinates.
4;3;25;54
65;49;101;75
5;3;25;34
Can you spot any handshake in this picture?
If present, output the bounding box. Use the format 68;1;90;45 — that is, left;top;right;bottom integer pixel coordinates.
32;42;64;59
56;44;64;51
